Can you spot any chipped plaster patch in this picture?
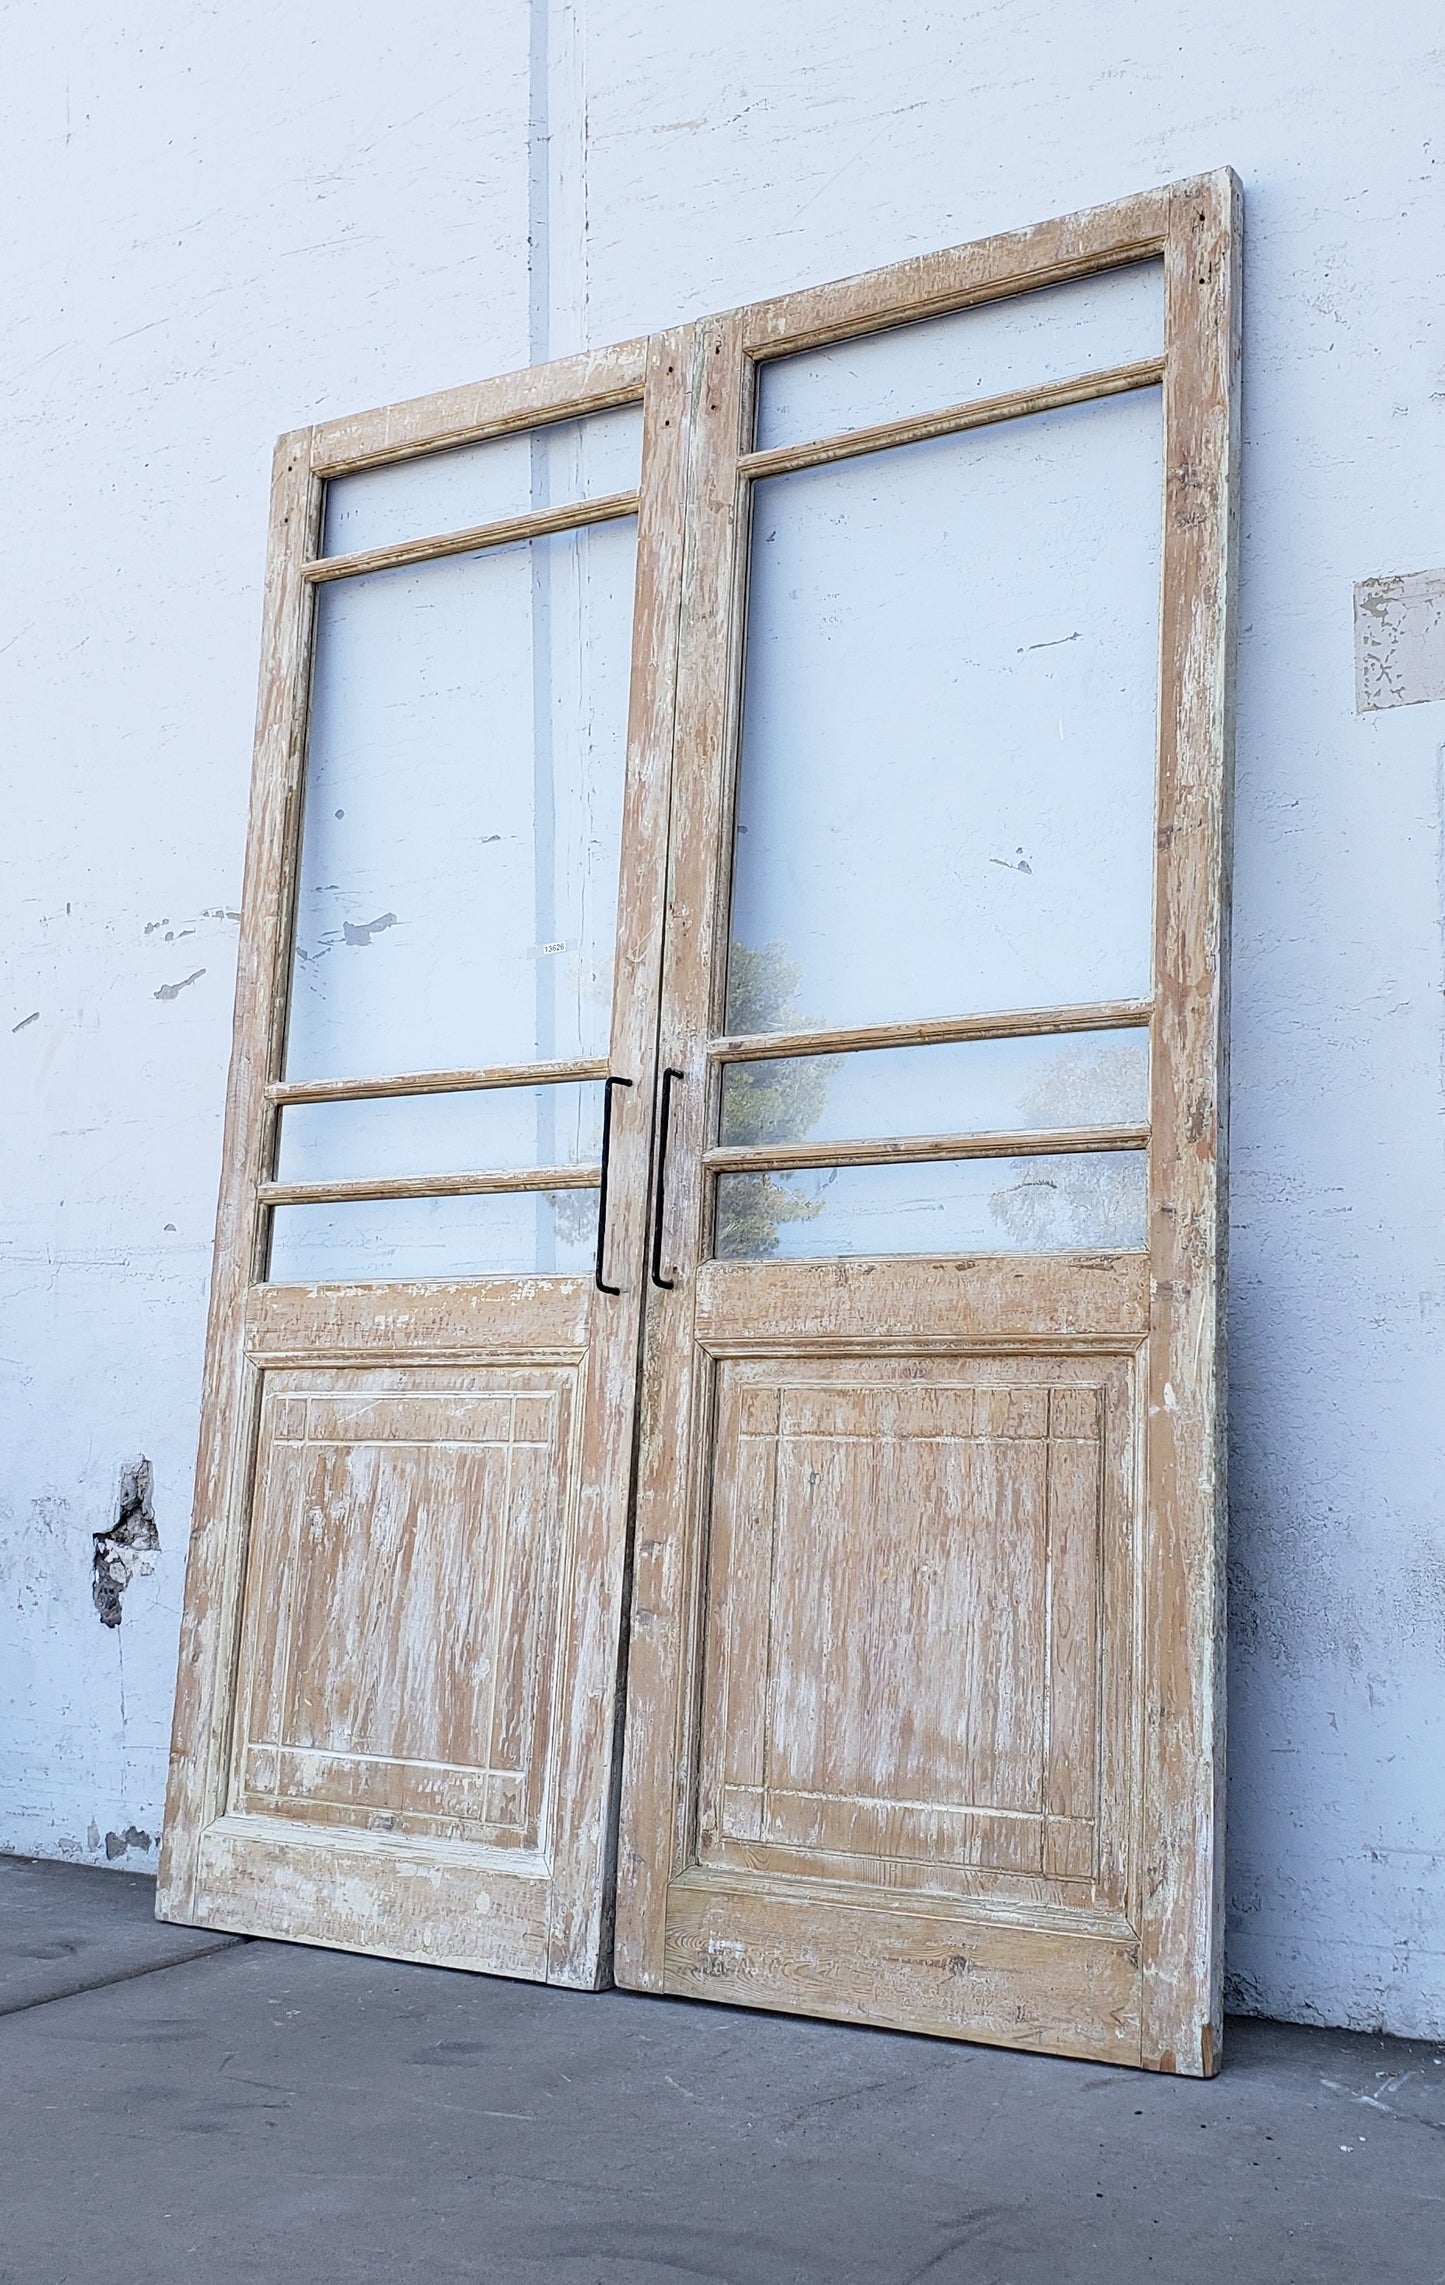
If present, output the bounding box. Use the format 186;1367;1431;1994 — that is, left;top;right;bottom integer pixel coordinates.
1355;570;1445;712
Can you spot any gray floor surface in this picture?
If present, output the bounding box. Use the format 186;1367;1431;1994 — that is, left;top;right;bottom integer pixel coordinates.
0;1852;238;2015
0;1856;1440;2284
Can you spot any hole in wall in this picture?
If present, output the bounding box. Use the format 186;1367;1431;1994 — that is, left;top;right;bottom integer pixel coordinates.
91;1458;159;1629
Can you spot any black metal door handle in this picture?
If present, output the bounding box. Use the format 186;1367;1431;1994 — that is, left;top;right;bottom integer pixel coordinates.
649;1067;684;1291
594;1075;632;1295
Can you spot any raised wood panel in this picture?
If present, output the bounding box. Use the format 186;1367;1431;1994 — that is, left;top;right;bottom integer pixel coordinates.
695;1356;1132;1909
230;1365;577;1852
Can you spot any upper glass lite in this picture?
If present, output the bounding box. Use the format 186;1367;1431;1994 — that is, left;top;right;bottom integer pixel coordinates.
320;405;644;556
753;261;1162;450
726;387;1164;1035
285;518;637;1083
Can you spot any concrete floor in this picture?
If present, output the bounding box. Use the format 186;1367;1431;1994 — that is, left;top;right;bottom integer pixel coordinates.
0;1856;1440;2284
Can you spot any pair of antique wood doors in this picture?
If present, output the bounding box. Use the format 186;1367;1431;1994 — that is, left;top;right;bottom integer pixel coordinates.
160;174;1239;2074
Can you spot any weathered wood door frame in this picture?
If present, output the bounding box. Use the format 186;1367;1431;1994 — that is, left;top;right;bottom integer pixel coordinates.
163;173;1237;2064
159;330;694;1984
615;172;1240;2074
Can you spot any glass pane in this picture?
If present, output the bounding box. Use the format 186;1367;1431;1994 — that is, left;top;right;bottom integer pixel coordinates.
276;1082;603;1185
727;389;1162;1035
720;1029;1148;1148
268;1189;598;1283
755;262;1162;451
285;517;636;1082
715;1152;1146;1261
321;405;643;556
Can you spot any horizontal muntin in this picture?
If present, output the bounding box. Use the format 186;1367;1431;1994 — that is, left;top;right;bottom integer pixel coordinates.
301;489;640;585
704;1125;1149;1176
258;1165;599;1208
737;357;1163;483
709;999;1153;1067
268;1056;610;1107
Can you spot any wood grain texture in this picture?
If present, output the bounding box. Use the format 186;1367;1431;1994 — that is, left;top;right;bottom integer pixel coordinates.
614;309;752;1990
542;325;697;1982
190;1815;552;1978
246;1276;593;1361
1135;171;1241;2077
662;1876;1142;2064
694;1256;1151;1354
231;1367;576;1851
158;427;319;1926
694;1359;1126;1896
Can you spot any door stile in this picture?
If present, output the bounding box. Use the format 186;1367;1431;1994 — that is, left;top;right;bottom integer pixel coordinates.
615;308;753;1989
545;323;697;1978
1137;172;1241;2074
160;427;320;1919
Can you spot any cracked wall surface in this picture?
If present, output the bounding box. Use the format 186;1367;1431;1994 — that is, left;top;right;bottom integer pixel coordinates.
1;0;1442;2036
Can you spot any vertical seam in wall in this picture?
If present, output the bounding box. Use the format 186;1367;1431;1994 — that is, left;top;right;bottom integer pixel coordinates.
527;0;550;366
1436;741;1445;1147
528;0;590;365
527;1;590;1257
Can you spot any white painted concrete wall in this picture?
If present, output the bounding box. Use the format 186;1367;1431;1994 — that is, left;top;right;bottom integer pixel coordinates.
2;0;1441;2036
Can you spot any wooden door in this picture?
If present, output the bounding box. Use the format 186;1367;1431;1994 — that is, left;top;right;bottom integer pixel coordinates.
159;332;691;1984
616;176;1240;2072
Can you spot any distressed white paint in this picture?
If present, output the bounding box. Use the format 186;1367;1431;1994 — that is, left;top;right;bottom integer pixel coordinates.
0;1;1442;2038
